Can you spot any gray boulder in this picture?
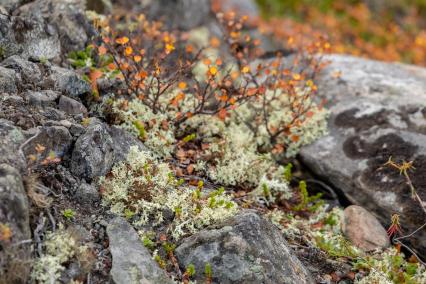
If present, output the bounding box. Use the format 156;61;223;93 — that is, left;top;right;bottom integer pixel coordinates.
0;119;26;173
15;0;93;56
22;125;73;161
108;126;147;163
176;211;313;284
300;55;426;254
0;55;42;84
23;90;59;108
48;66;91;98
0;66;17;94
70;122;115;181
0;163;32;283
107;217;173;284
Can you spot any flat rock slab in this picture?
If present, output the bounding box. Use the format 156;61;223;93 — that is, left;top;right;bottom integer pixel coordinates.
300;55;426;254
176;211;313;284
107;217;173;284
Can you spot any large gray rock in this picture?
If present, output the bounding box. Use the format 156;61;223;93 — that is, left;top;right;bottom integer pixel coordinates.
48;66;91;98
108;126;147;163
23;90;59;108
15;0;93;56
58;95;88;116
0;55;42;84
300;55;426;255
0;119;26;173
70;122;115;181
107;217;173;284
176;211;313;284
0;163;32;283
0;66;17;94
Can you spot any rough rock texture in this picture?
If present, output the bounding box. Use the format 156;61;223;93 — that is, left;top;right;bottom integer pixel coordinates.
70;121;115;181
22;125;73;160
48;66;91;98
0;55;42;85
24;90;59;108
0;163;32;283
300;54;426;254
0;66;17;94
176;211;313;284
16;0;93;57
342;205;390;251
58;95;88;116
108;126;147;163
107;217;174;284
0;119;26;173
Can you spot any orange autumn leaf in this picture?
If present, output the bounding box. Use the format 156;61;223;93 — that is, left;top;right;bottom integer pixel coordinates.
89;69;103;94
0;224;12;242
134;55;142;63
125;46;133;56
98;45;107;55
291;135;300;142
178;82;187;89
210;37;221;48
209;66;218;76
116;36;129;45
218;109;227;120
241;66;250;73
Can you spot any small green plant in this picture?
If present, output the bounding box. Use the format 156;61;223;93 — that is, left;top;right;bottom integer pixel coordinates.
283;163;293;182
293;180;324;212
62;209;75;220
205;263;213;283
186;264;195;277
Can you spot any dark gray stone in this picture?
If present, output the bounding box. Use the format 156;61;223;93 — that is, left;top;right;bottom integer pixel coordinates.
176;211;313;284
16;0;93;56
22;125;73;161
0;66;17;94
108;126;147;163
58;95;88;116
0;163;32;283
300;55;426;255
0;55;42;84
107;217;173;284
74;182;100;206
48;66;91;98
0;119;26;173
24;90;59;108
70;122;114;181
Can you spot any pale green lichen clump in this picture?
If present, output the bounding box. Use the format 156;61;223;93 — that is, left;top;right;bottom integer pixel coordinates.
31;227;89;284
99;146;238;240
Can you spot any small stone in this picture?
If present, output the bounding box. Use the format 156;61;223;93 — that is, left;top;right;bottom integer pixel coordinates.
107;217;173;284
58;95;88;116
0;66;17;94
0;55;42;84
24;90;59;108
70;122;114;181
342;205;390;251
75;182;100;205
48;66;91;98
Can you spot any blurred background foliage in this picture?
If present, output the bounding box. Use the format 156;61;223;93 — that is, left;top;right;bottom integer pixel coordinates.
255;0;426;65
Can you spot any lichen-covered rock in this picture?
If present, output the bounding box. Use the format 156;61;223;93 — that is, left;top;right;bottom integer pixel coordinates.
0;55;42;84
107;217;174;284
342;205;390;251
0;66;17;94
300;54;426;255
0;163;32;283
23;90;59;108
0;119;26;173
176;211;314;284
108;126;147;163
47;66;91;98
15;0;94;56
70;122;114;181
